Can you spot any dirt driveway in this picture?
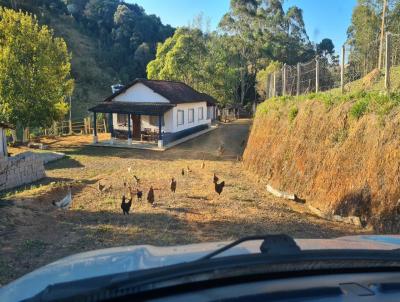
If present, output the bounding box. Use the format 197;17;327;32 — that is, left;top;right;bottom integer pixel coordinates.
0;120;366;285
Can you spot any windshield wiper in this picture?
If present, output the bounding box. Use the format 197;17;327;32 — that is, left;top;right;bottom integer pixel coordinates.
197;234;301;261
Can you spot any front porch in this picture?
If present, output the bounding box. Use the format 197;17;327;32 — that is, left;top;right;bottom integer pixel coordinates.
88;124;218;151
89;102;173;149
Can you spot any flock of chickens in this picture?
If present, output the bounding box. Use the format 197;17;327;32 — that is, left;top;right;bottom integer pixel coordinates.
52;160;226;215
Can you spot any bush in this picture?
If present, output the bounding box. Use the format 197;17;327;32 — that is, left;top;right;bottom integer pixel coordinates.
350;98;369;119
288;106;299;122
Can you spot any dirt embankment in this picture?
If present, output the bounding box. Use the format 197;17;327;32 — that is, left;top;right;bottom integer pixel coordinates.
244;100;400;232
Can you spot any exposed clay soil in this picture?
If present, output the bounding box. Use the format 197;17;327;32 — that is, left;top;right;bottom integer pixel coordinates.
244;100;400;232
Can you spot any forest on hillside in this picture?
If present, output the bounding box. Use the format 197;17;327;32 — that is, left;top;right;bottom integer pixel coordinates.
0;0;400;122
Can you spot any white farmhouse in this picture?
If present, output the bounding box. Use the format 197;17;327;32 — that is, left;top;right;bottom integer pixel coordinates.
89;79;217;148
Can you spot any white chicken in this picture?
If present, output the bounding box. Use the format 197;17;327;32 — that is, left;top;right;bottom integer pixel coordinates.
52;186;73;209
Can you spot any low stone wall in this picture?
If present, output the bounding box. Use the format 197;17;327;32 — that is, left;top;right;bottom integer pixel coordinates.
0;152;45;191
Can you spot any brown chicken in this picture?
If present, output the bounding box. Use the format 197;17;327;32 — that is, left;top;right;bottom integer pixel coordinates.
213;173;219;184
170;178;177;193
147;186;155;206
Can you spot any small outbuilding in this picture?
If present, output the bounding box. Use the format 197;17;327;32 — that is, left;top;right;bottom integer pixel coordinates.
89;79;217;148
0;122;12;159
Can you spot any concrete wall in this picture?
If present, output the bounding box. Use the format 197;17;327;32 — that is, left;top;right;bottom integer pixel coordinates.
0;152;45;191
114;83;169;103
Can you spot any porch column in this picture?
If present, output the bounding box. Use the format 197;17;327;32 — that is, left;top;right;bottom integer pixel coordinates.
127;113;132;144
158;114;163;148
108;113;114;145
93;112;98;143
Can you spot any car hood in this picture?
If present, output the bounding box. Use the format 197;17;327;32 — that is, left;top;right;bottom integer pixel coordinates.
1;235;400;302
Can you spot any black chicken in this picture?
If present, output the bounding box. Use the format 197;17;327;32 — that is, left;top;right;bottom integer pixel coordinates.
121;195;132;215
170;178;177;193
147;186;155;206
213;173;219;184
214;181;225;195
134;175;140;185
136;189;143;201
98;182;105;192
181;169;185;176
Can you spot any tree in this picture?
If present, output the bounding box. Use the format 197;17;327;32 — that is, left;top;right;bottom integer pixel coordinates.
0;8;73;133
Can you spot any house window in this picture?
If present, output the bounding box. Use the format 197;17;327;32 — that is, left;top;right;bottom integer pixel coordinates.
188;109;194;123
149;115;165;127
177;110;184;125
207;106;212;119
198;107;204;120
117;114;128;126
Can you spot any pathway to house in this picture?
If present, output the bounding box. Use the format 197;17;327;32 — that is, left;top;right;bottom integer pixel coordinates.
0;120;367;285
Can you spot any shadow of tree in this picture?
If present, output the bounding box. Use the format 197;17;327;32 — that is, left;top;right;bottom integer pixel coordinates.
45;156;85;170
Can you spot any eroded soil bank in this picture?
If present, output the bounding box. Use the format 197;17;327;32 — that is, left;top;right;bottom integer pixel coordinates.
244;100;400;232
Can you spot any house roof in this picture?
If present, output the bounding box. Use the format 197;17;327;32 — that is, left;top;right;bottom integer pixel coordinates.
88;102;174;116
104;79;217;106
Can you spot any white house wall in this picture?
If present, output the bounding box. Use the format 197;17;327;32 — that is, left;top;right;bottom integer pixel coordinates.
0;127;7;158
170;102;211;133
114;83;170;103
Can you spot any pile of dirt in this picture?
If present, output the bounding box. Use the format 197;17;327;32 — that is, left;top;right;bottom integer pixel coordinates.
244;99;400;232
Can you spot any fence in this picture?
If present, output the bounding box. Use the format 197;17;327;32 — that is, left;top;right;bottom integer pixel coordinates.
265;32;400;99
40;117;107;137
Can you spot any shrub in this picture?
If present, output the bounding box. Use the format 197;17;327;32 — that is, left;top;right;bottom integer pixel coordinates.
350;98;369;119
288;106;299;122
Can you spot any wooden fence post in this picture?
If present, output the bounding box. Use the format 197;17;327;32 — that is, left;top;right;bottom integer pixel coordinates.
296;63;301;96
282;64;287;96
385;32;391;91
273;71;276;97
341;45;345;94
69;120;72;135
103;119;107;133
315;57;320;93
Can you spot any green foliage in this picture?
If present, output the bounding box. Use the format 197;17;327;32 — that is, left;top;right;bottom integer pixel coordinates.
350;98;370;119
0;8;73;128
288;106;299;122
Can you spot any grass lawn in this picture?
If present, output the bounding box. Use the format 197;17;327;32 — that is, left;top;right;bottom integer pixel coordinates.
0;120;366;285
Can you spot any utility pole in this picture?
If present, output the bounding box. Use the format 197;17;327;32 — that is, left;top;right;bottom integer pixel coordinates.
378;0;388;70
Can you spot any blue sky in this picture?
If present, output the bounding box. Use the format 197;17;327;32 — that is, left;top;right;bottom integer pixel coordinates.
130;0;357;52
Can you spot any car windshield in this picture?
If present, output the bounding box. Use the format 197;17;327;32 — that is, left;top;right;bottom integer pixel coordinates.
1;0;400;296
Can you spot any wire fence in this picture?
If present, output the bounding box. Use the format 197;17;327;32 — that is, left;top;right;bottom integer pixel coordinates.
265;32;400;99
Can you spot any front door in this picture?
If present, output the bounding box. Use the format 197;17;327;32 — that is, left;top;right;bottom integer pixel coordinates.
131;114;141;139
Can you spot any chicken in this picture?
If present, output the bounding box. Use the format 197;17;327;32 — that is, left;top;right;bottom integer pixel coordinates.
127;166;132;173
214;181;225;195
147;186;155;206
133;175;140;185
201;160;205;169
213;173;219;184
170;178;177;193
181;168;185;176
52;186;73;209
187;165;192;173
121;195;132;215
136;189;143;201
217;144;225;156
98;182;105;192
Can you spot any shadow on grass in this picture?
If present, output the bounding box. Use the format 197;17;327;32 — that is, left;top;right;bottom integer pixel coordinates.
45;156;85;170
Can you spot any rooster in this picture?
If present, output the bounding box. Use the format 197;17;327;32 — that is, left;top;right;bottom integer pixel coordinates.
170;177;177;193
147;186;155;207
213;173;219;184
53;186;73;209
214;181;225;195
121;195;132;215
133;175;140;185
